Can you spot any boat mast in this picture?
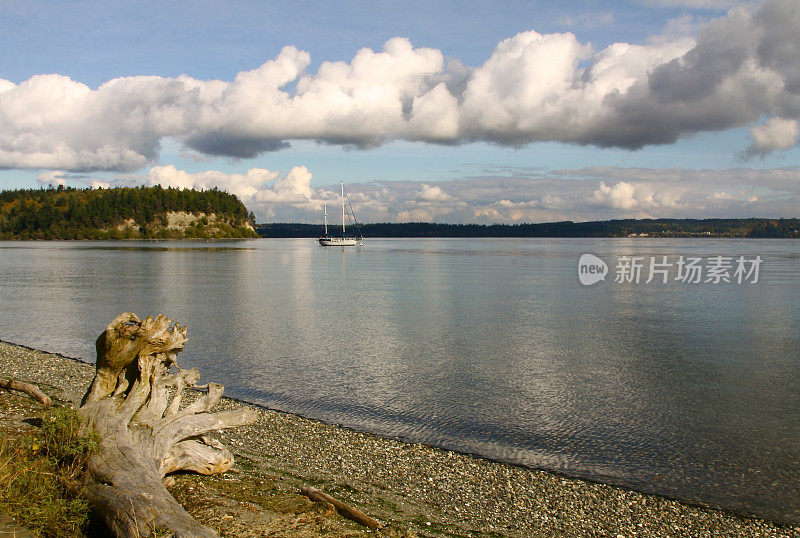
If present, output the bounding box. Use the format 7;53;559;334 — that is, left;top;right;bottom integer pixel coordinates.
323;202;328;235
341;180;346;238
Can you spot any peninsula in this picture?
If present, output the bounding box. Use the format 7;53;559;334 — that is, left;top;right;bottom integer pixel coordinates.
0;186;259;240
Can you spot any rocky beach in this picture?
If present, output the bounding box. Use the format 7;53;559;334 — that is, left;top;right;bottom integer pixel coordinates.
1;339;797;537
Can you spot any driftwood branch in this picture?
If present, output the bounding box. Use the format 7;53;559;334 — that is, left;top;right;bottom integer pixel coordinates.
300;486;382;530
0;377;52;406
79;312;258;537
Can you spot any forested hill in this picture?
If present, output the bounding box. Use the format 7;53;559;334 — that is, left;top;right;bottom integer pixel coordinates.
257;218;800;238
0;186;259;239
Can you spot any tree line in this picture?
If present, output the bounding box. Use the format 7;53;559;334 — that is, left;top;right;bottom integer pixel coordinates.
5;185;796;239
257;219;800;238
0;185;258;239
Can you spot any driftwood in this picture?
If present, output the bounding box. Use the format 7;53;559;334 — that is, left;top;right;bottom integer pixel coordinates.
0;377;52;406
79;313;258;537
300;486;382;530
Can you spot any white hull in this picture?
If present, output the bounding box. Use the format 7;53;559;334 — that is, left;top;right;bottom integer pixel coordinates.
319;237;359;246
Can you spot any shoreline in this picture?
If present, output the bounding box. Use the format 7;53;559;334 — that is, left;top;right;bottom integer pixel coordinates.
1;340;797;537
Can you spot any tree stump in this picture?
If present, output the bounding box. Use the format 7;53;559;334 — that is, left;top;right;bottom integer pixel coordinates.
79;313;258;537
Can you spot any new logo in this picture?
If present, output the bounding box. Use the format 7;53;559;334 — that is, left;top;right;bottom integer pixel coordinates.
578;254;608;286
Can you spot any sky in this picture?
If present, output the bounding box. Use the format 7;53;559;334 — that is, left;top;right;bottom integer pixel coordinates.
1;0;799;223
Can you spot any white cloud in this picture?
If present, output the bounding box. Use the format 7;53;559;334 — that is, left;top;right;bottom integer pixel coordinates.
589;180;689;213
62;164;791;224
590;181;640;210
416;183;452;202
143;165;327;219
0;0;798;171
745;117;800;157
146;165;279;199
36;170;67;188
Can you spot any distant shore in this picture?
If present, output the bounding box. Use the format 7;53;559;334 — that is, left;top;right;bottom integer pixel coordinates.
256;218;800;239
1;340;797;536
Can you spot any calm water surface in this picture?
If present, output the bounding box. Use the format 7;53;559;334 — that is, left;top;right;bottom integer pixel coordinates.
1;238;798;523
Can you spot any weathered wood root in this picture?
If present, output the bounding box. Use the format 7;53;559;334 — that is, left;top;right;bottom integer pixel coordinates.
79;312;258;537
300;486;382;530
0;377;52;406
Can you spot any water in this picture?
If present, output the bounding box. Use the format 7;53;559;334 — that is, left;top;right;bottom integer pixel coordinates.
1;238;798;523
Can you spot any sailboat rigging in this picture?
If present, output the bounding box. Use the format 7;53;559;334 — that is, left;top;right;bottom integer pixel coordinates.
319;181;362;246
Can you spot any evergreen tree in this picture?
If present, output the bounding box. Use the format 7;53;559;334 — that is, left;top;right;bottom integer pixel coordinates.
0;186;259;240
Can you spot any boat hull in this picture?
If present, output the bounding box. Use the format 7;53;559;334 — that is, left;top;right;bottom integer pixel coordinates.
319;237;360;246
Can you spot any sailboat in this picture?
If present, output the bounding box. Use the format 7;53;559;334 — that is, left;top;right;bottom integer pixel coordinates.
319;181;362;246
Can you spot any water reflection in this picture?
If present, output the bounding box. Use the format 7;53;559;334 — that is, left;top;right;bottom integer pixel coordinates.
0;238;798;523
72;245;256;252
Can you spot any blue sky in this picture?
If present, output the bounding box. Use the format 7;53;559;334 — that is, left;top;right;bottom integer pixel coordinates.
1;0;799;223
0;1;684;84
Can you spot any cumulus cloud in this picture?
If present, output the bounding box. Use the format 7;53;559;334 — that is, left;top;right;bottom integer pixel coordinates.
369;166;799;222
0;0;798;171
37;170;68;188
69;164;792;223
591;181;639;209
589;179;687;214
140;165;328;219
745;117;800;157
416;183;453;202
146;165;278;199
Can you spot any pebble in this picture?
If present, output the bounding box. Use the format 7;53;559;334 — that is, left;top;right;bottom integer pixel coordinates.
2;339;799;537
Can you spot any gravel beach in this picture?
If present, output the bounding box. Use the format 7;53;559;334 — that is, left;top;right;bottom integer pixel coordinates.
1;339;797;537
